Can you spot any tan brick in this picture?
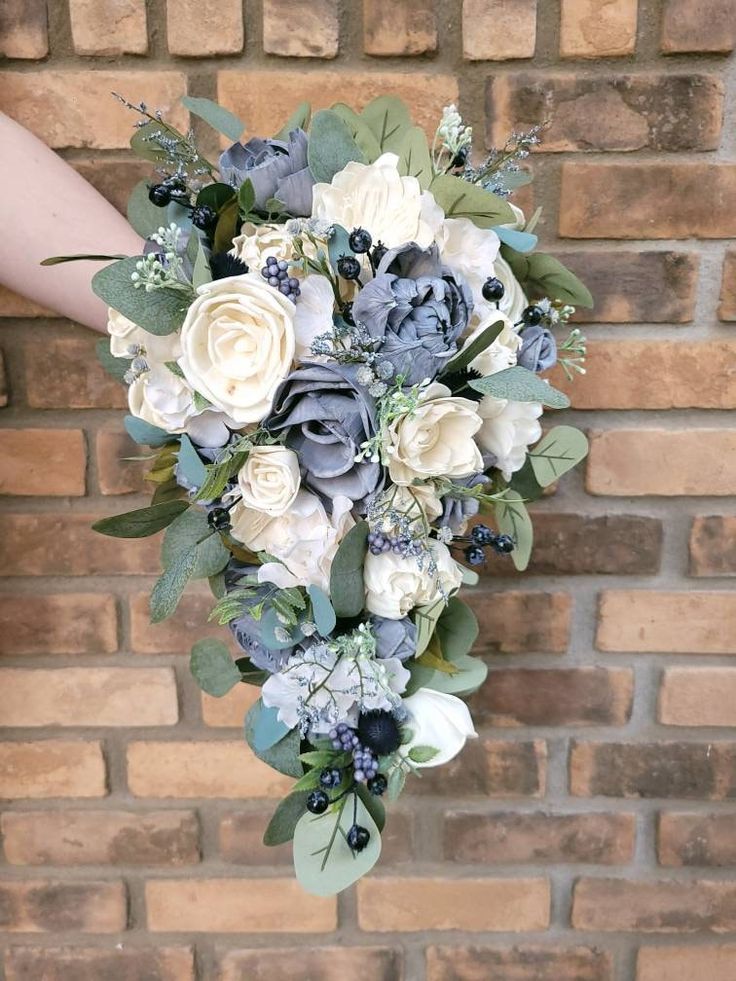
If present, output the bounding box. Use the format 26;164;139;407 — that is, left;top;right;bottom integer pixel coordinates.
0;71;188;150
146;878;336;932
73;158;151;216
0;880;126;933
462;0;537;60
597;591;736;654
166;0;243;56
0;594;117;656
0;514;159;577
5;947;195;981
130;593;236;655
25;337;126;409
570;741;736;799
659;668;736;727
96;430;148;495
560;0;638;57
444;811;635;864
690;517;736;577
587;430;736;497
358;877;550;931
720;250;736;320
363;0;437;55
0;429;86;497
219;947;401;981
0;284;55;318
69;0;147;55
414;739;547;797
573;878;736;932
659;813;736;867
560;163;736;239
127;741;293;798
0;741;107;799
0;668;178;727
489;74;723;152
468;590;571;653
0;347;8;407
638;946;736;981
427;945;613;981
661;0;736;53
470;668;633;727
0;0;47;58
201;684;260;727
264;0;338;58
218;70;457;142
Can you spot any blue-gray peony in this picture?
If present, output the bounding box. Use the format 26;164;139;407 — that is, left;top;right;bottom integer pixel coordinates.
517;324;557;373
371;615;417;661
225;562;295;673
219;129;314;217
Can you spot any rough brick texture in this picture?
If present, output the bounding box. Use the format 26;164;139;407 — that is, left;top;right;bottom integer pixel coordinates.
1;2;734;973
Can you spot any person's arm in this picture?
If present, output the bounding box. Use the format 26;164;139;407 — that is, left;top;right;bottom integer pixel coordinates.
0;111;144;333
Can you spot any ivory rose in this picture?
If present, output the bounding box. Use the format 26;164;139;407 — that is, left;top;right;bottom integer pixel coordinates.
107;308;180;363
127;364;233;447
477;394;543;480
364;540;463;620
237;445;301;517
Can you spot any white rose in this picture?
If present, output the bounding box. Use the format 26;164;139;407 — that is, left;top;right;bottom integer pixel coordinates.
312;152;443;249
230;221;306;272
466;312;521;377
230;490;354;592
292;274;335;361
364;541;463;620
401;689;477;767
128;364;233;446
237;445;300;517
107;308;180;363
477;394;542;480
386;382;484;486
436;217;500;300
178;273;296;425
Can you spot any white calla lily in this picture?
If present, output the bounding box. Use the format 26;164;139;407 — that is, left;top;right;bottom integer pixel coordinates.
401;689;477;767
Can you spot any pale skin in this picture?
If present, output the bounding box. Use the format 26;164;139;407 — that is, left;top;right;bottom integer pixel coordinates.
0;111;144;333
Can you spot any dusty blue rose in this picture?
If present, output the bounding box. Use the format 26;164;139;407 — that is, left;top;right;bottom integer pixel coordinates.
518;324;557;373
219;129;314;217
371;616;417;661
225;562;295;673
440;473;490;534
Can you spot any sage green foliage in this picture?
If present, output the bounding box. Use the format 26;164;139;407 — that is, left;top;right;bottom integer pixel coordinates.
181;96;244;142
247;700;290;752
528;426;589;486
176;435;207;489
407;598;487;697
263;791;311;846
329;520;369;618
191;240;212;289
429;173;515;227
495;491;533;572
161;507;229;580
127;180;166;238
501;246;594;308
408;745;439;764
307;585;337;637
330;103;382;160
41;253;128;266
190;638;241;696
444;319;505;374
130;120;170;163
92;500;188;539
124;415;173;447
274;101;311;141
360;95;412;153
95;338;128;383
307;110;366;184
356;784;386;832
413;598;445;657
92;257;192;336
396;126;433;189
150;548;198;623
470;365;570;409
244;701;302;777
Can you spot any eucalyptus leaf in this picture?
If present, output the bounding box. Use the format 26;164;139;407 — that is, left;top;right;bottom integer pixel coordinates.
124;415;173;447
499;247;593;308
429;174;515;228
245;699;291;753
396;126;433;190
528;426;589;487
436;597;479;659
127;179;166;238
191;240;212;289
96;338;128;383
307;110;366;185
413;598;445;658
244;707;303;777
444;319;504;374
493;225;538;254
263;791;310;846
508;456;545;502
360;95;411;153
161;506;229;580
92;500;188;539
307;585;337;637
177;435;207;489
41;253;128;266
356;783;386;832
92;257;192;336
330;103;382;161
150;547;197;623
407;652;488;698
181;96;244;142
274;101;311;141
329;520;369;618
328;224;354;274
130;120;170;163
190;638;241;696
460;565;479;586
260;607;305;650
469;365;570;409
495;490;533;572
387;767;406;801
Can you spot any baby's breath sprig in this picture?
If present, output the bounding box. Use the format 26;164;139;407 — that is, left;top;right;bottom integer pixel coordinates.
464;123;547;198
432;104;473;174
557;327;587;381
130;224;192;293
354;375;429;466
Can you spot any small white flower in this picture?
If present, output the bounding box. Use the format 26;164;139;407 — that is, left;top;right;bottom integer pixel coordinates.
465;312;522;377
127;364;234;446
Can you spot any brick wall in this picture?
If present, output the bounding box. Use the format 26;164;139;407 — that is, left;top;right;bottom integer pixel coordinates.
0;1;735;979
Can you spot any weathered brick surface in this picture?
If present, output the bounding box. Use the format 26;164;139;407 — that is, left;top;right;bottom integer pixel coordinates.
0;594;117;655
468;590;571;653
166;0;244;56
69;0;147;55
572;878;736;932
463;0;538;61
0;742;107;799
661;0;736;53
414;739;547;797
720;250;736;320
0;880;126;933
363;0;437;56
637;946;736;981
130;592;230;654
24;337;126;409
560;0;638;58
597;591;736;654
96;429;148;495
427;946;613;981
0;429;86;496
0;0;47;58
658;813;736;867
4;947;195;981
690;517;736;577
264;0;338;58
201;684;260;727
659;668;736;727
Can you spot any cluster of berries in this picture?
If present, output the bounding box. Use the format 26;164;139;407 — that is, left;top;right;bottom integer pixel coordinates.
329;723;380;784
464;523;515;566
260;255;301;301
367;531;412;557
148;180;218;233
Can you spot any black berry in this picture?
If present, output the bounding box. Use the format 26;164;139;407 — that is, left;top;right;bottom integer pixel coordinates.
148;183;171;207
492;534;515;554
346;824;371;853
319;768;342;789
521;304;544;326
481;277;505;303
191;205;217;232
471;523;494;547
371;241;387;268
306;790;329;814
357;710;402;755
207;507;231;532
337;254;362;281
367;773;387;797
464;545;486;566
348;227;372;254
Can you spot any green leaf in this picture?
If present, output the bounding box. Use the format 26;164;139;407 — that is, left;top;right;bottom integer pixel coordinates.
260;607;305;650
330;103;382;161
191;240;212;290
307;585;336;637
525;253;594;308
407;651;488;698
161;506;230;579
238;178;256;216
130;120;170;163
177;435;207;489
495;490;533;572
528;426;589;487
429;174;515;228
413;598;445;657
150;547;197;623
299;750;340;768
124;415;173;447
327;224;354;274
244;708;303;777
507;456;545;502
263;791;310;846
274;101;311;141
92;500;189;539
293;794;381;896
387;767;406;801
127;179;166;239
245;699;291;753
307;109;366;184
360;95;412;154
190;638;241;696
396;126;433;190
213;197;240;254
291;768;323;792
40;253;128;266
181;96;244;142
444;319;505;374
356;783;386;832
329;520;369;618
436;597;479;660
494;225;537;254
460;565;479;587
469;365;570;409
408;745;439;764
95;338;128;383
196;183;236;212
92;257;193;336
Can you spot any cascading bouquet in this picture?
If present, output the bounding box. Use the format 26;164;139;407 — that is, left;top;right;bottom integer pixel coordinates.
48;93;592;895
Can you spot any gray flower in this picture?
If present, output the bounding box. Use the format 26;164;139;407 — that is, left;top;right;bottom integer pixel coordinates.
518;324;557;373
371;616;417;661
440;473;489;534
264;361;384;511
219;129;314;217
225;563;295;673
352;243;473;385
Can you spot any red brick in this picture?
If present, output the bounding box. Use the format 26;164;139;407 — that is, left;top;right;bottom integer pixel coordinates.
201;685;260;727
130;593;234;655
0;594;117;656
264;0;338;58
444;811;635;864
560;163;736;239
661;0;736;53
24;337;126;409
358;877;550;931
560;0;638;57
73;159;151;216
0;429;86;497
0;284;55;318
0;667;178;727
462;0;537;60
414;739;547;798
0;741;107;799
0;0;47;58
573;878;736;932
690;517;736;577
597;591;736;655
363;0;437;55
659;668;736;727
0;880;126;933
470;668;633;727
4;947;195;981
570;741;736;799
720;250;736;320
0;514;159;576
96;430;148;495
146;879;336;932
489;74;723;152
587;431;736;497
468;591;571;653
427;945;613;981
637;946;736;981
0;71;188;150
3;810;199;866
69;0;147;55
219;948;401;981
166;0;243;56
658;813;736;867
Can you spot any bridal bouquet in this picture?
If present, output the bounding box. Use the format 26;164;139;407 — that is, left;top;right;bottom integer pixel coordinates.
50;94;591;894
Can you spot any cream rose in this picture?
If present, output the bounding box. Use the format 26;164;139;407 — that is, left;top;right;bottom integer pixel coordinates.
364;541;463;620
386;382;484;486
178;273;296;425
237;445;300;517
107;308;180;363
436;217;500;300
466;312;522;377
401;689;477;767
230;221;299;272
312;152;443;249
128;364;233;446
477;394;543;480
